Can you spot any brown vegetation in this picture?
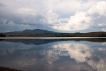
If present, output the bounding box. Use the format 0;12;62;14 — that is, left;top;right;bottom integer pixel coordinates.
4;32;106;37
0;33;6;37
0;66;22;71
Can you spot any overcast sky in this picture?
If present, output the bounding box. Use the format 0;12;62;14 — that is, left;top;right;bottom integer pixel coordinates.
0;0;106;32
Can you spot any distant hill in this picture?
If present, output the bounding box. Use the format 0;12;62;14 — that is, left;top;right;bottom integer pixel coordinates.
22;29;57;34
2;29;106;37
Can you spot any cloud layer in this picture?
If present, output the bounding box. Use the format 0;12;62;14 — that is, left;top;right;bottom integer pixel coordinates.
0;0;106;32
53;1;106;31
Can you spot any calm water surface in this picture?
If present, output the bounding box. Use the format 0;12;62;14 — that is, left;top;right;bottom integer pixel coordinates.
0;39;106;71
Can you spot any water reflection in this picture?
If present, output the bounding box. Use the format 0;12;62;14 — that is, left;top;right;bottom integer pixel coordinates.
0;39;106;71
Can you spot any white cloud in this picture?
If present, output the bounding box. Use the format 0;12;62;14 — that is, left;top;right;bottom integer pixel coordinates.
48;42;106;71
46;9;59;24
87;1;106;16
102;28;106;32
102;42;106;45
98;23;106;26
98;48;106;51
16;8;36;15
48;0;101;15
52;43;92;63
52;1;106;31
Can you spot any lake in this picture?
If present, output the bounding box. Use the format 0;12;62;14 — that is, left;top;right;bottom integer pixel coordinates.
0;38;106;71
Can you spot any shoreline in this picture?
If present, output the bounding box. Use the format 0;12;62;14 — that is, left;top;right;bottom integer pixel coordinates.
0;37;106;39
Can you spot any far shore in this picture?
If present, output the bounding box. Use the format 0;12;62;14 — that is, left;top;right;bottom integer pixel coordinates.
0;37;106;39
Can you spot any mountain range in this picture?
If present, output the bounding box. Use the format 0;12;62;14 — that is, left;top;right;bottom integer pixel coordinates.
22;29;57;34
1;29;106;37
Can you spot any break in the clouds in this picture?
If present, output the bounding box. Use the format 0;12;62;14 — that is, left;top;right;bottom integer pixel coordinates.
0;0;106;32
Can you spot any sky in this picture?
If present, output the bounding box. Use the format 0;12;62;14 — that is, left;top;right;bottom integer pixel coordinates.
0;0;106;33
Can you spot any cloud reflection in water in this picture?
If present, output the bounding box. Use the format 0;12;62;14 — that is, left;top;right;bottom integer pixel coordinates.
0;40;106;71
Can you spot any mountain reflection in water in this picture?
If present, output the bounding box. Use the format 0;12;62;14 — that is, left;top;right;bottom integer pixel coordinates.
0;39;106;71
